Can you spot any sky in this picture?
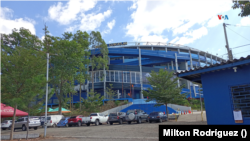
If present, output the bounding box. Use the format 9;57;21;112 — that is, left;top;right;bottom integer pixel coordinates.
1;0;250;59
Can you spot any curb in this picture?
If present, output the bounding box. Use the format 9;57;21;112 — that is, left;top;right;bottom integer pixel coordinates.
1;133;39;140
53;136;158;140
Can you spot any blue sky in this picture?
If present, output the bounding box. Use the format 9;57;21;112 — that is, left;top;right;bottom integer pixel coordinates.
1;0;250;59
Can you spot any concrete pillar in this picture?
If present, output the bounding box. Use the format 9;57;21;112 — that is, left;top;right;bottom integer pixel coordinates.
175;53;178;71
165;47;167;52
198;52;201;67
211;54;213;65
151;47;153;50
178;49;180;54
189;81;192;98
139;48;143;99
168;63;170;69
108;57;110;65
205;53;208;66
189;50;193;69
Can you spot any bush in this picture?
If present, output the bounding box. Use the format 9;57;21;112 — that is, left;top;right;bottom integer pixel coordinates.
115;100;120;106
124;100;128;104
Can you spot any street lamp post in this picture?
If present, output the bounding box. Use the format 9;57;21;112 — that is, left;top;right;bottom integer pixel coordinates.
44;53;49;137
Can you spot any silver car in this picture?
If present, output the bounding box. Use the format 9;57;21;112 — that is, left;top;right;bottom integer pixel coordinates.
1;120;13;130
14;117;41;131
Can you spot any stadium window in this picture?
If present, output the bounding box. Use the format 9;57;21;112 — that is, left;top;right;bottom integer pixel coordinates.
231;84;250;118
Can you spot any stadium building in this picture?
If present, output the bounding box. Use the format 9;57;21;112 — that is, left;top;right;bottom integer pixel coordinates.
48;42;226;107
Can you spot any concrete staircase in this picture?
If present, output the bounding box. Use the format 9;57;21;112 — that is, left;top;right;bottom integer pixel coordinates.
101;103;133;115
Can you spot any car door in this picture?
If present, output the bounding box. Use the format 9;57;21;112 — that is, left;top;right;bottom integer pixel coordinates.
99;114;104;123
15;118;23;128
141;110;146;120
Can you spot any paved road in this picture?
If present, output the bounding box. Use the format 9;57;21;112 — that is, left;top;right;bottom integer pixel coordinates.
2;114;207;141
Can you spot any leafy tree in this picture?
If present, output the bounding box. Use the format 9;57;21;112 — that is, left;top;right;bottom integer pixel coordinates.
73;30;90;111
232;0;250;17
89;31;109;92
81;90;104;115
143;69;188;119
1;28;48;140
106;84;117;100
48;30;86;115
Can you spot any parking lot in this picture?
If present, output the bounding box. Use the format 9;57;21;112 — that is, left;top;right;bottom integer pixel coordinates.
1;115;207;141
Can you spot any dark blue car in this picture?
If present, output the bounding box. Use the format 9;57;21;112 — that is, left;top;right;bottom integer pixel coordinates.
148;112;167;123
57;117;70;127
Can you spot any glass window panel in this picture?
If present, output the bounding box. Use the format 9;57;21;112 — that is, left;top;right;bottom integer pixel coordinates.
115;71;119;82
136;72;140;83
123;71;127;83
119;71;122;82
111;71;114;82
132;72;136;83
127;72;130;83
106;71;109;82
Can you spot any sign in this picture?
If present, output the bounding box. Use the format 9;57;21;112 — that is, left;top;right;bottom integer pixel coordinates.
233;110;243;123
218;15;228;20
107;42;127;47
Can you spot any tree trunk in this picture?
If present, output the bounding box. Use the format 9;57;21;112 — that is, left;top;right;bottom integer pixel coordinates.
10;104;17;140
79;83;81;111
166;102;169;121
26;105;30;140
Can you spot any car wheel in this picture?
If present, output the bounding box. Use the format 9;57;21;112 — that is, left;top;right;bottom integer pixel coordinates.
2;128;6;130
128;121;131;124
22;125;27;131
159;119;162;123
137;118;141;124
99;123;102;125
95;120;99;126
69;124;72;127
77;121;81;127
109;122;113;125
119;119;123;124
86;123;90;126
149;120;152;123
34;127;38;130
65;124;69;127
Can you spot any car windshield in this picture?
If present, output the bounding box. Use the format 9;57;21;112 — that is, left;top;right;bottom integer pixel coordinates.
3;120;9;123
109;113;117;116
126;110;135;115
149;113;159;116
70;116;76;119
41;117;51;120
90;114;97;116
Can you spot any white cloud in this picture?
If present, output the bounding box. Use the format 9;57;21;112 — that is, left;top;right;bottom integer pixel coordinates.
128;0;137;11
109;39;113;43
102;19;116;35
139;35;168;43
126;0;232;44
238;17;250;26
48;0;97;25
0;7;36;35
79;9;112;31
170;37;179;43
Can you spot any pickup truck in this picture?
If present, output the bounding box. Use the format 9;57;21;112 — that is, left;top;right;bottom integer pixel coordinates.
81;113;108;126
125;109;149;124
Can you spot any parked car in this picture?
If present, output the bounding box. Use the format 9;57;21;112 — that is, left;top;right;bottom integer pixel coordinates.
67;115;84;127
40;115;64;128
1;120;13;130
57;117;70;127
148;112;167;123
14;117;40;131
82;113;108;126
108;112;126;125
125;109;149;124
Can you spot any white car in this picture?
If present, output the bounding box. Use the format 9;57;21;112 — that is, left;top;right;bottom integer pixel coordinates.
1;120;13;130
14;117;40;131
82;113;108;126
40;115;64;128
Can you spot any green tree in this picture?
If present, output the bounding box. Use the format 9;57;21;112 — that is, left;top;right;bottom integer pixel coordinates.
106;84;117;100
82;90;104;115
48;31;87;115
232;0;250;17
73;30;90;111
1;28;48;140
143;69;188;119
89;31;109;92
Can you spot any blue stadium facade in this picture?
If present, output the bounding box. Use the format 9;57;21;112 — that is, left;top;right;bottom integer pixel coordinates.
47;42;226;106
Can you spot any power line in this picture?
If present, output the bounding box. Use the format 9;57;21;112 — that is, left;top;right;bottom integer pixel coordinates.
231;44;250;49
233;49;250;55
226;26;250;42
228;24;250;27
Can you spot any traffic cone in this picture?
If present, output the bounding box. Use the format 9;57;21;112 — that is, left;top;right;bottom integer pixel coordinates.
188;110;191;114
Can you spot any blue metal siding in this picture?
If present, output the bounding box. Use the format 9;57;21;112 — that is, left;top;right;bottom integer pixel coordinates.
201;65;250;125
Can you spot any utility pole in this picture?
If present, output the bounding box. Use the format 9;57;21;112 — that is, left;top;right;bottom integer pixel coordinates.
223;23;233;61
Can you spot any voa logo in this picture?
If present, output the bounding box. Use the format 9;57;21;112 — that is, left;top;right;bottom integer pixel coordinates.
218;15;228;20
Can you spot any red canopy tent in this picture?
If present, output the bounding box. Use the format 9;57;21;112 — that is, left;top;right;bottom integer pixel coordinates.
1;103;28;118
